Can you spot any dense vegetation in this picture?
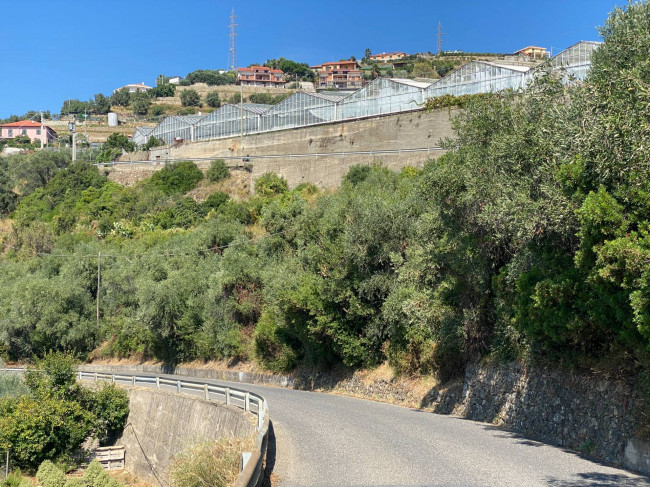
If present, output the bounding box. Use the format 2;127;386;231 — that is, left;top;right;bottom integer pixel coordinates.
0;353;129;471
0;4;650;400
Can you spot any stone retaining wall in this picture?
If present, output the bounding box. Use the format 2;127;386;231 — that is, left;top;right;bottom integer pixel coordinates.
81;361;650;475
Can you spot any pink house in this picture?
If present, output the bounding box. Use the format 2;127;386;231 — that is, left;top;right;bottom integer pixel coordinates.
0;120;58;145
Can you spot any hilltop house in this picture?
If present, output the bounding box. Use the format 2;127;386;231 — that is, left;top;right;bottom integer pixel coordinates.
310;60;363;89
237;66;286;87
113;82;152;94
370;51;407;62
0;120;57;144
514;46;549;59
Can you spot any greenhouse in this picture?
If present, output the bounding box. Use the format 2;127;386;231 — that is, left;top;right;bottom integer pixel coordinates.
134;40;602;146
259;92;346;133
152;115;205;144
550;40;602;80
194;103;272;141
424;61;530;98
131;126;154;146
337;78;431;120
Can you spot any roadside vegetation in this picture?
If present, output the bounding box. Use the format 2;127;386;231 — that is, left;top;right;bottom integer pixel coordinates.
0;1;649;417
0;353;129;473
169;437;254;487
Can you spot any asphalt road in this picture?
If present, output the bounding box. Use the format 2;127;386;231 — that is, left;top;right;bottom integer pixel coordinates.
145;372;650;487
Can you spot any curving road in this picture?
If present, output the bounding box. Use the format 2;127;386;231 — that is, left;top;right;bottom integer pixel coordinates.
142;372;650;487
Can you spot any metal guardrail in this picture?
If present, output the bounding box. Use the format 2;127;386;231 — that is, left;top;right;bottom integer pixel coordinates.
0;368;270;487
77;371;267;430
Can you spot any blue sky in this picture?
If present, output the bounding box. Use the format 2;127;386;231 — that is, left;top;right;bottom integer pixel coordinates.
0;0;621;119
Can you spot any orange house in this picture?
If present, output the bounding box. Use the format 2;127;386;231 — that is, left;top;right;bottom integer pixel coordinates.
310;60;363;89
370;51;407;62
237;66;286;87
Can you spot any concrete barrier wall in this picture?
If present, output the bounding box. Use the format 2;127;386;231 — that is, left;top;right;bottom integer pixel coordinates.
115;387;255;484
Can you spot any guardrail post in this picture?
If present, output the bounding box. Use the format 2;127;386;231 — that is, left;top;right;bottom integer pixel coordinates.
112;374;115;384
245;393;250;412
204;384;209;400
156;376;160;389
177;381;181;393
132;376;135;386
225;388;231;406
94;372;98;382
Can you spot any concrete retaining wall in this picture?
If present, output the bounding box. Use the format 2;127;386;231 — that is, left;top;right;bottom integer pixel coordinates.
110;109;454;189
115;387;255;484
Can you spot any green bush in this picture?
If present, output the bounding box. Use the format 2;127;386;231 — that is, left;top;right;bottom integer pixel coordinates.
254;172;288;197
205;92;221;108
146;161;203;195
36;460;65;487
206;159;229;182
1;468;31;487
180;89;201;107
203;192;229;212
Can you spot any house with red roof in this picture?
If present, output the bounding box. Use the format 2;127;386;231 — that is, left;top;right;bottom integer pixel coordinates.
237;66;286;87
310;60;363;89
0;120;57;145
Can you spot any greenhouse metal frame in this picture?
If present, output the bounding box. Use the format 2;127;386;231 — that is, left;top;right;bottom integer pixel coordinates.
136;41;601;147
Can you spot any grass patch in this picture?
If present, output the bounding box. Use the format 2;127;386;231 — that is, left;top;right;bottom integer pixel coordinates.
169;436;255;487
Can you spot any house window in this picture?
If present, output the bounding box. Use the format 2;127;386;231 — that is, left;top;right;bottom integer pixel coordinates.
36;129;41;135
8;129;12;137
22;129;27;135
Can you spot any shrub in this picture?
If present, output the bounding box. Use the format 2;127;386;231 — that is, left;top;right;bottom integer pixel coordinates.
0;395;93;469
205;92;221;108
206;159;229;182
203;192;229;212
36;461;65;487
1;468;31;487
84;384;129;446
180;89;201;107
343;165;371;186
0;361;28;399
147;161;203;195
149;105;165;117
254;172;288;197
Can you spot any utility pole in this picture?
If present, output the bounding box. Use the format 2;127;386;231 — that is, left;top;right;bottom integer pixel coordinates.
228;7;238;72
437;21;443;55
40;111;44;149
240;82;244;152
68;116;77;162
96;252;101;327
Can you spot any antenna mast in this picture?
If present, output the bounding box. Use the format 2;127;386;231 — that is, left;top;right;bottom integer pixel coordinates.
228;7;238;72
437;21;443;55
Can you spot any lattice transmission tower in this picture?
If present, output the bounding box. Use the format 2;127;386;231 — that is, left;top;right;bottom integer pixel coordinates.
437;21;443;54
228;7;238;72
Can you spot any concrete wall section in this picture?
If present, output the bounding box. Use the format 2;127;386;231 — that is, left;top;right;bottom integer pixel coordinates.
116;388;255;484
110;109;453;189
145;109;454;160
